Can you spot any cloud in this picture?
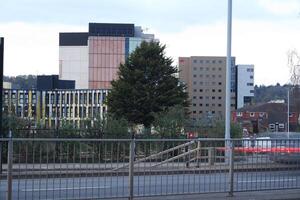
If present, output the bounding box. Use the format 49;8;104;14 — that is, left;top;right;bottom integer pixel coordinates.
1;19;300;86
257;0;300;15
157;19;300;85
0;22;86;76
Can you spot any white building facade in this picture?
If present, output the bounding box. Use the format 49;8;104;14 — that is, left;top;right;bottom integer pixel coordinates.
236;65;254;109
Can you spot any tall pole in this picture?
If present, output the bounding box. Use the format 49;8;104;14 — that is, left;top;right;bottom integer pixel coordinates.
0;37;4;174
287;89;290;138
225;0;232;141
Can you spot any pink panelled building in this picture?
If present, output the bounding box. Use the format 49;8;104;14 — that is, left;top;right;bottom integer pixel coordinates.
59;23;157;89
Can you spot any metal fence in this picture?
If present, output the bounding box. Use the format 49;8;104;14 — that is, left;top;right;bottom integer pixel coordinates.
0;137;300;200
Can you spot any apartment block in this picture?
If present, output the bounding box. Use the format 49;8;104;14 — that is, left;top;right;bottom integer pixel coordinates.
59;23;157;89
179;56;236;121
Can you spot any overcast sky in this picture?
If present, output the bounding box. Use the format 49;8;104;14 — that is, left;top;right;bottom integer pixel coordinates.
1;0;300;85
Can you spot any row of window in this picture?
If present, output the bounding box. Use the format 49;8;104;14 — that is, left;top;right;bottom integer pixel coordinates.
45;92;106;105
246;68;254;72
193;74;222;78
193;60;223;64
193;96;222;100
192;110;223;115
193;103;222;107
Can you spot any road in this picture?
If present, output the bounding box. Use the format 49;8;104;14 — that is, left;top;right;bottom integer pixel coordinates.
1;170;300;200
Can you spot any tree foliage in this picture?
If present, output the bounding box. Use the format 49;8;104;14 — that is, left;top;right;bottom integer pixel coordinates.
152;105;187;138
106;41;189;128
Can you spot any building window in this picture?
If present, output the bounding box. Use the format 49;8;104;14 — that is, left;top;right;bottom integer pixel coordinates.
218;104;222;107
212;96;215;99
206;104;209;107
193;104;196;106
206;67;209;71
200;104;203;107
212;60;216;64
193;67;197;70
200;96;203;99
250;75;253;79
250;90;254;93
247;83;253;86
218;89;222;92
193;89;197;92
218;67;222;71
193;60;197;63
218;75;222;78
212;89;215;92
218;82;222;85
200;67;203;71
199;60;203;63
200;89;203;92
206;96;209;100
193;96;197;99
212;75;216;78
206;60;210;64
199;74;203;78
212;103;215;107
250;112;255;117
218;96;222;99
218;60;223;64
193;111;196;114
199;111;203;114
193;81;197;85
206;75;210;78
193;75;197;78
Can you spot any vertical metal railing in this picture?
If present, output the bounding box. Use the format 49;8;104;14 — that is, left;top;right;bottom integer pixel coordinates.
0;137;300;200
7;131;13;200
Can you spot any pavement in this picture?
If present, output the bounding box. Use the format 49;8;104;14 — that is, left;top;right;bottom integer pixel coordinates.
121;189;300;200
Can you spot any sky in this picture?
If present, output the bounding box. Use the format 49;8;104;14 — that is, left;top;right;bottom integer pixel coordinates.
0;0;300;86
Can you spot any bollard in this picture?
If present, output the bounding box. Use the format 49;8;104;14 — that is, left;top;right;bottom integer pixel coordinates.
7;130;13;200
128;138;135;200
228;140;234;197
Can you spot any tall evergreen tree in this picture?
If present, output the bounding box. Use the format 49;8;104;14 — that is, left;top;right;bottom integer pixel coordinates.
107;41;188;128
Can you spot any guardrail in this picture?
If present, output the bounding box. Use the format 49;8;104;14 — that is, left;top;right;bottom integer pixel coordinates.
0;137;300;200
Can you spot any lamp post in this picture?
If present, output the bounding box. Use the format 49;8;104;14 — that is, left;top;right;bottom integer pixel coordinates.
225;0;232;143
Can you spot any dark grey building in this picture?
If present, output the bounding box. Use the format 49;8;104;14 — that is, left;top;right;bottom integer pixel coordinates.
37;75;75;90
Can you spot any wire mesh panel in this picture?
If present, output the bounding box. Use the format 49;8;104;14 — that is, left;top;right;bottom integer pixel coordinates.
131;139;231;197
3;138;131;200
233;138;300;192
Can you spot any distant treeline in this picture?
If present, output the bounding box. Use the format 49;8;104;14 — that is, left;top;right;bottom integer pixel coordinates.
254;83;290;104
4;75;37;89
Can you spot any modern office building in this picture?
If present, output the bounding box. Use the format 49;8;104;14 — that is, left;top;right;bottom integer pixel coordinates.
179;56;237;121
59;23;157;89
236;65;254;108
3;89;109;128
37;75;75;90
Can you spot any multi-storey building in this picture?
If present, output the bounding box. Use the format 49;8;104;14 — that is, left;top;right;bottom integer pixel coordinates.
59;23;157;89
179;56;237;121
236;65;254;108
3;89;109;128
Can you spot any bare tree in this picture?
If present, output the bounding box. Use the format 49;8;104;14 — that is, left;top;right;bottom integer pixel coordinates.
287;49;300;123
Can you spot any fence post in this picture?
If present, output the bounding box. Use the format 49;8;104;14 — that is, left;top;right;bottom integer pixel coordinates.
7;130;13;200
228;140;234;197
208;147;215;165
196;141;201;168
128;137;135;200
